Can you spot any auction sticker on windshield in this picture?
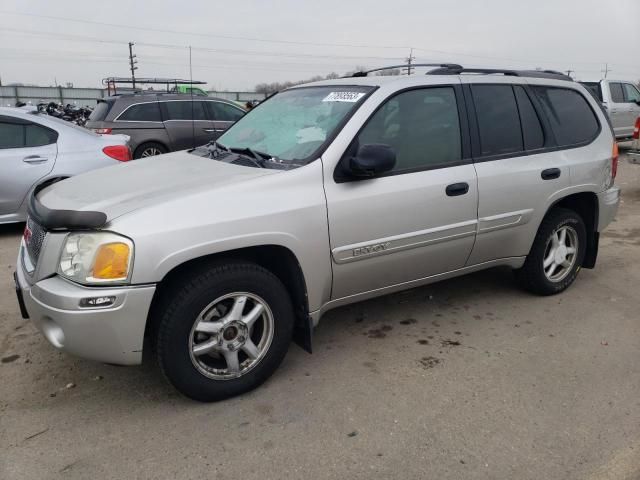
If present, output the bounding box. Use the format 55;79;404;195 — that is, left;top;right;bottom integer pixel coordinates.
322;92;366;102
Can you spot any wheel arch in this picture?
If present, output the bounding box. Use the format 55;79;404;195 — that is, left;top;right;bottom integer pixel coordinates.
145;244;313;353
544;191;599;268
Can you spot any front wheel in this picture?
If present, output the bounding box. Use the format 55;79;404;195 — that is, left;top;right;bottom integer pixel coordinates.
155;262;294;401
515;208;587;295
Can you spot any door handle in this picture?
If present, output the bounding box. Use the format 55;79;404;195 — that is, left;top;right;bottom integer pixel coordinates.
541;168;561;180
445;182;469;197
202;128;217;133
23;155;48;163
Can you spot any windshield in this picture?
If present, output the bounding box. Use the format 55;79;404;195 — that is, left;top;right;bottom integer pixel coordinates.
216;85;373;163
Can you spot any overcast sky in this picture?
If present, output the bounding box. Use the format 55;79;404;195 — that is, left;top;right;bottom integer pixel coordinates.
0;0;638;91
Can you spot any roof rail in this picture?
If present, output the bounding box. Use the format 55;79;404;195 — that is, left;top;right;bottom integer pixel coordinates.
426;66;573;81
349;63;463;77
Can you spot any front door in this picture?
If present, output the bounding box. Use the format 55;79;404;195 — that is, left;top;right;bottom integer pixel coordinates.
0;116;57;217
209;101;246;138
162;100;216;150
324;86;478;299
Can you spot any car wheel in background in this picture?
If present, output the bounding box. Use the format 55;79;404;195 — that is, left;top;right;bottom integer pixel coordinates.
134;142;167;159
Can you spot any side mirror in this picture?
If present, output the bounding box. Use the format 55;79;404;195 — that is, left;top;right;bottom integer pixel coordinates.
347;144;396;178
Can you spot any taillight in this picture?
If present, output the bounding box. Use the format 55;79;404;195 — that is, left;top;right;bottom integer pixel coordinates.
103;145;132;162
94;128;112;135
633;117;640;140
611;142;619;181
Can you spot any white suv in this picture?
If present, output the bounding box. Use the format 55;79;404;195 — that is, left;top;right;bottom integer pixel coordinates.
15;65;621;401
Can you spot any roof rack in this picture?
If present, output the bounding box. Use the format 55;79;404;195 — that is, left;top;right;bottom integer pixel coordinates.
426;66;573;81
349;63;463;77
102;77;207;96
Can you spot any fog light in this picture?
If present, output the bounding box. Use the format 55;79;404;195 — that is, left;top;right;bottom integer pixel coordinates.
79;296;116;308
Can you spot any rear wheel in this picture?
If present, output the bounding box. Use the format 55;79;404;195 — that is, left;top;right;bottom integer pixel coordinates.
155;262;294;402
134;142;167;159
515;208;586;295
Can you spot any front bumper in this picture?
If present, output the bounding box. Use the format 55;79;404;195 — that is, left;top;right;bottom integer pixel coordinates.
597;186;621;231
15;253;156;365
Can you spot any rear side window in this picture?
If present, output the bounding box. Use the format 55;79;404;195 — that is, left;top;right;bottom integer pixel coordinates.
25;123;58;147
0;121;25;148
118;102;162;122
514;86;544;150
164;101;208;121
210;102;245;122
89;101;114;121
532;86;600;146
471;85;523;156
609;83;625;103
622;83;640;103
0;119;57;149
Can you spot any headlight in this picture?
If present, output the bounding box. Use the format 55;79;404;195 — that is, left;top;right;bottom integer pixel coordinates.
58;232;134;285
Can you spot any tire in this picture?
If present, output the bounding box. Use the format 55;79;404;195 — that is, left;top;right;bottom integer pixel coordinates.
515;208;587;296
134;142;167;159
155;261;294;402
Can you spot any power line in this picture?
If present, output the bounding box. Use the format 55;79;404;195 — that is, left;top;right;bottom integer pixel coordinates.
0;10;411;50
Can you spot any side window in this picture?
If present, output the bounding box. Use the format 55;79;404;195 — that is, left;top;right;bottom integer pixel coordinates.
164;101;207;121
355;87;462;172
532;86;600;146
513;86;544;150
623;83;640;103
471;85;523;156
25;123;57;147
609;83;625;103
211;102;245;122
118;102;162;122
0;121;25;149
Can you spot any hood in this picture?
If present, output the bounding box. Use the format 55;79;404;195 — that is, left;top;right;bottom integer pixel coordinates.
37;151;278;222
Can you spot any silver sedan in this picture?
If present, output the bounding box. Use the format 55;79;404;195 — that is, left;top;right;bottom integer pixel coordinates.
0;106;131;224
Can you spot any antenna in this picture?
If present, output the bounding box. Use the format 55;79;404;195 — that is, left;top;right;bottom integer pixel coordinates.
602;63;611;78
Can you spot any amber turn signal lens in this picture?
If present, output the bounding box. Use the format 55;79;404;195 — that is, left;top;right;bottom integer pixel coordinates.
92;242;131;280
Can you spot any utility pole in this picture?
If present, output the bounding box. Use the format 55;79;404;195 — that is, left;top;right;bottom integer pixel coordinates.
404;48;415;76
565;69;574;78
601;63;610;79
128;42;138;89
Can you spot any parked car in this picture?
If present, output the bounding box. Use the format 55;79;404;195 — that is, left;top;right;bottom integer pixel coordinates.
580;79;640;139
15;66;620;402
0;107;130;225
85;94;246;159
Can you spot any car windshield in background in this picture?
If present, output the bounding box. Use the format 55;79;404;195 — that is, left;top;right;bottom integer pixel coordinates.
215;86;373;163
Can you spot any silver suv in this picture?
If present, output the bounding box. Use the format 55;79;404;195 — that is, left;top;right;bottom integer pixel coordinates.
15;65;621;401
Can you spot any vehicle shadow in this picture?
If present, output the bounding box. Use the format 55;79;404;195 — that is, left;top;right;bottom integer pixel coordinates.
0;222;24;238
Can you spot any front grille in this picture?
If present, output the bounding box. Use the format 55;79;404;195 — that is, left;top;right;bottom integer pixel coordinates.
25;217;47;266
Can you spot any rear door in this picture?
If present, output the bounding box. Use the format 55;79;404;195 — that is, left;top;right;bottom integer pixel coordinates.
605;82;631;137
463;80;573;265
324;85;479;299
0;116;57;216
208;101;245;137
162;100;215;150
